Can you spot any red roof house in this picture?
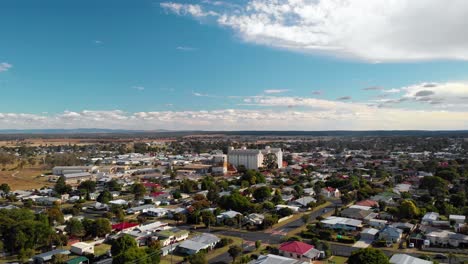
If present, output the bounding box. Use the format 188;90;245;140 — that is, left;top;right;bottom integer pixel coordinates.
111;222;139;231
279;241;321;260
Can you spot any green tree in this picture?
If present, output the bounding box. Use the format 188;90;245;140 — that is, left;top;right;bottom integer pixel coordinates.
97;190;113;203
131;183;147;199
92;218;111;237
47;207;65;225
187;251;207;264
255;240;261;250
78;180;96;194
399;200;420;219
113;247;148;264
54;176;72;195
200;210;216;228
0;183;11;194
253;186;272;202
348;248;389;264
65;218;85;238
111;234;138;256
228;245;242;262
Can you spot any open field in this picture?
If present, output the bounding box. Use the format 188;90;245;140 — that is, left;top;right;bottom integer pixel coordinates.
0;167;52;190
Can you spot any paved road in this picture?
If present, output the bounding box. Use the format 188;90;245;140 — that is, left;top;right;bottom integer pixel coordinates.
205;203;339;264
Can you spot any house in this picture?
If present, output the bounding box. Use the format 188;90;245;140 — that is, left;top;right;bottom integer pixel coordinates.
355;199;379;207
379;226;403;243
70;242;94;255
391;222;416;233
422;212;439;225
320;216;362;231
360;228;379;241
321;187;340;198
244;213;265;226
289;196;316;208
368;219;388;229
155;228;189;247
126;204;155;215
177;233;220;255
32;249;71;264
279;241;321;261
216;210;242;224
250;254;309;264
111;222;139;232
340;208;375;220
390;254;433;264
144;207;169;217
449;215;466;224
66;256;90;264
426;230;468;247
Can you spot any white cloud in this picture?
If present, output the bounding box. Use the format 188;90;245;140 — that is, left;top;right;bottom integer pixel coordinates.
162;0;468;61
94;40;103;45
176;46;197;51
264;89;290;94
401;82;468;109
132;86;145;91
0;62;12;72
0;107;467;130
161;2;218;17
383;88;401;94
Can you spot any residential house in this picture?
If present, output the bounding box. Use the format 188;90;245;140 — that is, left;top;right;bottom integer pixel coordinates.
449;215;466;224
422;212;439;226
250;254;309;264
177;233;220;255
32;249;71;264
390;254;433;264
340;208;375;220
70;242;94;255
279;241;321;261
289;196;316;208
320;217;362;231
426;230;468;247
216;210;242;224
244;213;265;226
321;187;340;198
360;228;379;241
379;226;403;243
154;228;189;247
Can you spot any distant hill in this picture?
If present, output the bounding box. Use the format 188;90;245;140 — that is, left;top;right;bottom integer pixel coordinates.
0;129;467;138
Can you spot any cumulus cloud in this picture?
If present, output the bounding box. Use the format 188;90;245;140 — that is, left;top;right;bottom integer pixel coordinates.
0;107;467;130
0;62;12;72
162;0;468;61
132;86;145;91
264;89;290;94
401;82;468;109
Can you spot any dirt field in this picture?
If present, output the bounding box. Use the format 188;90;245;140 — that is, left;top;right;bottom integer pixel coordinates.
0;167;52;190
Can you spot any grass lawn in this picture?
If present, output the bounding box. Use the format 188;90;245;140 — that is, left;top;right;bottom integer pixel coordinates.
206;235;243;260
328;256;348;264
94;243;112;256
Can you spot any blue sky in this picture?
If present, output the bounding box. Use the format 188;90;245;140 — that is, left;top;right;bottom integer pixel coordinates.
1;0;468;130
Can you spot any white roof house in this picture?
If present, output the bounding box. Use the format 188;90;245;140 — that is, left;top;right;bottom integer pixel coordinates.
249;254;308;264
422;212;439;225
70;242;94;255
321;216;362;230
390;254;432;264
